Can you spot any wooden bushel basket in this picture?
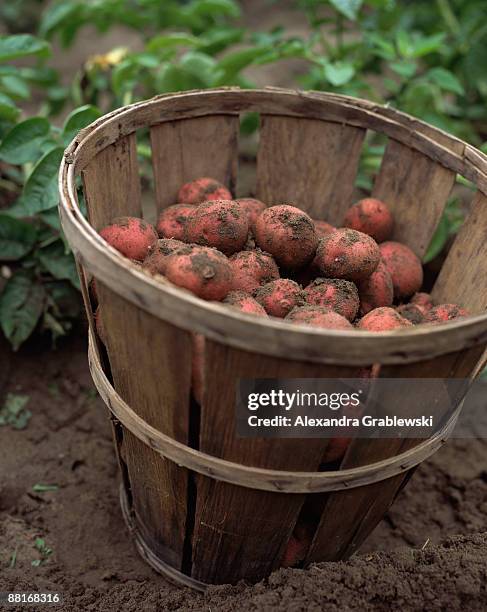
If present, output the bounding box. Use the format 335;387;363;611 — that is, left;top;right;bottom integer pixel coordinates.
59;88;487;590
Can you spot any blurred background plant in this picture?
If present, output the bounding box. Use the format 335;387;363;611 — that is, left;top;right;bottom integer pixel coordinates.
1;0;486;349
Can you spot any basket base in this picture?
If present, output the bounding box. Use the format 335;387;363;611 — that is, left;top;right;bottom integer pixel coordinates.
119;484;209;592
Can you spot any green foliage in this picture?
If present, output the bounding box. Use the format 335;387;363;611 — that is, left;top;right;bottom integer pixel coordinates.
1;1;486;350
32;537;53;566
424;198;465;264
0;35;89;350
0;393;31;430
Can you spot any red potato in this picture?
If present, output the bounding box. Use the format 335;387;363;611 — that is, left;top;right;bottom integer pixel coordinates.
424;304;469;324
286;305;353;330
99;216;158;261
357;260;394;315
321;400;364;464
396;303;425;324
191;333;205;405
229;249;280;293
314;228;380;282
184;200;249;255
343;197;394;243
281;527;312;568
235;198;266;232
304;278;359;322
379;241;423;300
142;238;185;276
164;245;232;301
223;291;268;316
177;177;232;204
411;292;433;313
254;205;319;269
357;306;413;331
314;219;336;237
254;279;305;318
156;204;195;240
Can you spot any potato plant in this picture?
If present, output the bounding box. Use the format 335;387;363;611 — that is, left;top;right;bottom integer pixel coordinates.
0;35;100;349
0;0;486;350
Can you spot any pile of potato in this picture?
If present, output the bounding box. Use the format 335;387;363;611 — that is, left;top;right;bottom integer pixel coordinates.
96;176;468;332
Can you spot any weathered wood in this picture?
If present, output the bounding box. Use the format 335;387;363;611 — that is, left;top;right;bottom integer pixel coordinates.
96;286;192;567
191;340;360;583
432;190;487;313
88;334;458;493
82;143;192;569
65;89;487;193
81;132;141;229
150;114;239;213
256;115;365;222
373;138;462;258
305;344;485;563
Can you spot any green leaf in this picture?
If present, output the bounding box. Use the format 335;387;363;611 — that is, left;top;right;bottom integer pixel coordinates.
20;67;58;87
39;242;79;289
423;215;449;264
329;0;363;20
39;2;82;38
427;67;464;96
0;117;51;165
22;147;64;214
40;209;62;231
410;33;445;58
366;33;396;60
324;61;355;86
0;393;31;429
198;26;244;54
190;0;241;19
180;51;217;82
32;484;59;492
62;105;101;145
146;33;201;53
158;63;207;92
0;75;30;100
214;46;271;83
0;35;50;62
0;215;37;261
0;272;45;350
396;30;413;58
390;60;417;79
0;93;19;123
45;281;82;319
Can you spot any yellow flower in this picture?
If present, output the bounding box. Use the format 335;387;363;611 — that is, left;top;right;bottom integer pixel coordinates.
85;47;128;71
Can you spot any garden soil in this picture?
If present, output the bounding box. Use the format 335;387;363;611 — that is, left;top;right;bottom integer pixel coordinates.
0;330;486;611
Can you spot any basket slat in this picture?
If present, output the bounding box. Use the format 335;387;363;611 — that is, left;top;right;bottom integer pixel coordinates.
372;138;462;257
81;142;193;568
81;133;141;229
150;114;239;213
191;340;360;583
97;288;193;566
432;190;487;312
256;116;365;222
305;345;484;562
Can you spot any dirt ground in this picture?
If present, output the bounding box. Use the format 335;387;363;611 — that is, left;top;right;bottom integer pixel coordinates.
0;329;486;611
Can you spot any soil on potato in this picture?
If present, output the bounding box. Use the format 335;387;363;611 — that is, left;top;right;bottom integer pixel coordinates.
0;329;486;611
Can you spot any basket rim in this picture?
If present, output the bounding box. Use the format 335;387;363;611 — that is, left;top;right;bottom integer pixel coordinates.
88;331;458;494
59;87;487;366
